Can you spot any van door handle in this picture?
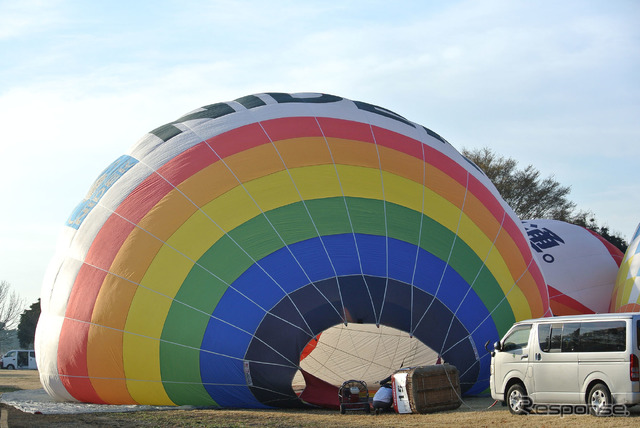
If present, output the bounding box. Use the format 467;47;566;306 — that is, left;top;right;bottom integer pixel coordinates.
535;353;541;360
521;354;528;359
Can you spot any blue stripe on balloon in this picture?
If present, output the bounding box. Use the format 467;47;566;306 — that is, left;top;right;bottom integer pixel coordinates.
229;264;287;311
287;237;336;282
355;234;387;277
321;234;361;276
200;315;254;359
199;357;269;408
412;250;449;295
388;238;420;284
200;233;499;406
258;249;313;294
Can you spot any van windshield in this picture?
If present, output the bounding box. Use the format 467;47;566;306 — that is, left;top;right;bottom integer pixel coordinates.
502;325;531;352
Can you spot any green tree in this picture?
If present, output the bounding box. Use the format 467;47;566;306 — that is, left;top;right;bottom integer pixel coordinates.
462;147;628;253
17;299;41;349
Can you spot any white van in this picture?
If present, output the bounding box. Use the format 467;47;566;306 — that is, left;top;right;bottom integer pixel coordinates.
0;349;37;370
489;313;640;416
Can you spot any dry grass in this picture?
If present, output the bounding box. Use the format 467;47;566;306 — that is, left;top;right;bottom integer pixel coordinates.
0;370;639;427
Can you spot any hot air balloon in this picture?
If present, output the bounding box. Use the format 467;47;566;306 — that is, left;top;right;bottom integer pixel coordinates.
36;92;548;408
611;224;640;312
522;219;623;316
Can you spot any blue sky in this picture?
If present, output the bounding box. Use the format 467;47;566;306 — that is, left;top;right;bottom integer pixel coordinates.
1;0;638;306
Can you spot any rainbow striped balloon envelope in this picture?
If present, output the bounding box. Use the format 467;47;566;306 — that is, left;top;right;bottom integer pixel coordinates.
36;93;549;407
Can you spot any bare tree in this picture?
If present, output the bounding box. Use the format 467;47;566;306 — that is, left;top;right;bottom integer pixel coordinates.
0;280;25;331
462;147;628;252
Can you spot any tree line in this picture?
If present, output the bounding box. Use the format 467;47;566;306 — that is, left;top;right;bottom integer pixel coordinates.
463;147;628;253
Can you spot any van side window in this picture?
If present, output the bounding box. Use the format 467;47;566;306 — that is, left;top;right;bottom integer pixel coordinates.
538;324;551;351
561;323;580;352
502;325;531;352
580;321;626;352
548;324;563;352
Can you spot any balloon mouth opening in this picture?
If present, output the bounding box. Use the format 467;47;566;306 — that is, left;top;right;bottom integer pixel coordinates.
291;323;438;395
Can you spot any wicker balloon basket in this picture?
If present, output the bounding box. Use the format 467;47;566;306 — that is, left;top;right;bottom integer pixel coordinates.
397;364;462;414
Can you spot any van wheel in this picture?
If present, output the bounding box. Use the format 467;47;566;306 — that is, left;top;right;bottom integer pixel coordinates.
588;383;611;417
5;364;14;370
506;383;531;415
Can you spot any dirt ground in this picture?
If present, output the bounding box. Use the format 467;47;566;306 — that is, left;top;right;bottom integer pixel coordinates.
1;370;640;427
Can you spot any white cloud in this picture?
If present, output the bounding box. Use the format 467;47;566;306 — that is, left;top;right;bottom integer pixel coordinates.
0;0;66;40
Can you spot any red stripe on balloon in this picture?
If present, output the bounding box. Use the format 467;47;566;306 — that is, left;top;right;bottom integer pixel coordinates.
57;319;106;403
57;264;108;402
259;116;324;141
547;285;595;316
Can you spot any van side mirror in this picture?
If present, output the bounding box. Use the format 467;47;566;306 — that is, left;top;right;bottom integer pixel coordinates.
484;340;501;357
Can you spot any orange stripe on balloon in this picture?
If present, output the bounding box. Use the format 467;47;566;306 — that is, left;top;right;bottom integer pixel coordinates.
87;325;138;404
617;303;640;313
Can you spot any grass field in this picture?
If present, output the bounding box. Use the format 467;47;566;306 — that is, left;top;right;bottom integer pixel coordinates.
1;370;639;427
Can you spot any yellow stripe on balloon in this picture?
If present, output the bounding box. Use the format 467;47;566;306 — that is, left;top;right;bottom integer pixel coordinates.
383;172;424;213
122;286;175;405
485;247;531;318
243;170;302;213
122;251;195;405
611;263;628;311
166;210;227;261
337;165;384;200
199;188;262;234
288;165;344;199
616;257;635;310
